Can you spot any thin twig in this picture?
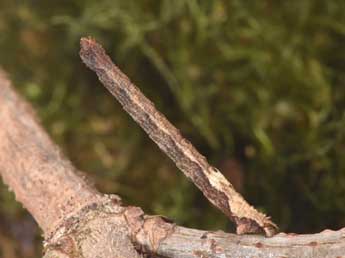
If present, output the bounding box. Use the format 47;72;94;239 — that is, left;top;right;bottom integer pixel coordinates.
79;37;278;237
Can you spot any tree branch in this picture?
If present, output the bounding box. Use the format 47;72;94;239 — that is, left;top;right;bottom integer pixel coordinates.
1;46;344;258
79;37;278;237
147;225;345;258
0;70;142;258
0;70;107;237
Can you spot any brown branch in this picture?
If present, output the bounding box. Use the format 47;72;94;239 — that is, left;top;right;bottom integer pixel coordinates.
79;37;278;237
1;65;345;258
0;70;106;236
0;71;142;258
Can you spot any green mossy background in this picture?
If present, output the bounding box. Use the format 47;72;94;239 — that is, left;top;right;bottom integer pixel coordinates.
1;0;345;257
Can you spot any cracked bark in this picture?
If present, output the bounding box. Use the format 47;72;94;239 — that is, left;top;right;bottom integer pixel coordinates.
0;47;345;257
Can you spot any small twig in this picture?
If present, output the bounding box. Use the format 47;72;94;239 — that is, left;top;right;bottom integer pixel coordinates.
79;37;278;237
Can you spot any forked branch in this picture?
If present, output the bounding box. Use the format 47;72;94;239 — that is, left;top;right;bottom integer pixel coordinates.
1;56;345;258
79;37;278;237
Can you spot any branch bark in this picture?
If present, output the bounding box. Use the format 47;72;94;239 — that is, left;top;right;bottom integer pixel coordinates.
0;46;345;258
0;70;142;258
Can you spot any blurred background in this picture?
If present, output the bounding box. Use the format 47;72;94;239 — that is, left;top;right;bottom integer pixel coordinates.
1;0;345;257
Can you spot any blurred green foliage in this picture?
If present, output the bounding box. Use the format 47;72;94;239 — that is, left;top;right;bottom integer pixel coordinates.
1;0;345;256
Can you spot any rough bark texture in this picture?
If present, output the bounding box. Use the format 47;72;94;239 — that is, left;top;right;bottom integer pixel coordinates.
1;53;345;257
79;37;278;237
0;70;108;237
154;227;345;258
0;71;142;258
